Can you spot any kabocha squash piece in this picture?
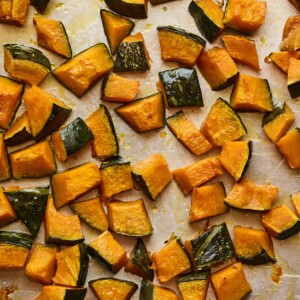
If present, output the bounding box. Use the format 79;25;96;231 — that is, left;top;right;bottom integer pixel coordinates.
152;234;191;283
200;98;247;146
222;35;260;71
114;33;150;72
70;197;108;232
166;111;213;156
0;231;33;269
178;271;210;300
157;26;206;67
5;187;49;238
115;93;165;133
0;133;11;182
263;103;295;143
107;199;153;236
87;230;127;273
132;153;172;200
267;52;300;74
219;141;252;181
158;68;203;107
224;178;278;211
223;0;267;34
100;156;133;200
51;117;94;162
4;112;32;146
210;262;252;300
45;197;84;245
33;16;72;59
280;16;300;52
125;238;154;281
51;162;102;208
30;0;50;13
23;86;72;141
10;140;56;179
104;0;147;19
101;73;140;103
0;76;24;130
189;182;228;223
188;0;224;43
85;105;119;159
53;243;89;287
25;244;59;284
89;278;138;300
0;188;17;226
35;286;87;300
0;0;29;26
197;47;238;91
291;192;300;217
184;223;235;270
140;279;178;300
173;157;223;195
289;0;300;10
234;226;276;265
277;128;300;168
262;205;300;240
52;43;114;97
4;44;51;85
288;58;300;98
100;9;135;55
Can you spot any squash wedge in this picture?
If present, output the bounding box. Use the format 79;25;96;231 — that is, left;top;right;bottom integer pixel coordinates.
0;0;29;26
0;133;11;182
104;0;147;19
267;52;300;74
280;16;300;52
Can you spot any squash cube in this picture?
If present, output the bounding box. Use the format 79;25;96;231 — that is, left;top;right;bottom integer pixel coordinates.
267;51;300;74
0;0;29;26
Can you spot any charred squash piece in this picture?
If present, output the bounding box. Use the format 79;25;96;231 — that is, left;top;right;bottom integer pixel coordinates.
4;44;51;85
277;128;300;168
25;244;59;284
10;140;56;179
114;33;150;72
166;111;213;156
5;187;49;238
45;196;84;245
189;182;228;223
0;133;11;182
100;156;133;200
70;197;108;232
23;86;71;141
157;26;206;67
53;43;114;97
115;92;165;133
172;157;223;195
100;9;135;55
101;73;140;103
234;226;276;265
262;205;300;240
219;141;252;181
288;58;300;98
51;162;102;208
158;68;203;107
152;234;191;283
0;188;17;226
107;199;153;236
132;154;172;200
33;15;72;59
53;243;89;287
224;178;278;211
267;52;300;74
104;0;147;19
89;278;138;300
0;76;24;130
178;271;210;300
30;0;50;13
210;262;252;300
35;286;87;300
0;0;29;26
200;98;247;146
223;0;267;34
51;117;94;162
87;230;127;273
280;16;300;52
0;231;33;269
125;238;154;281
222;35;260;71
291;192;300;217
4;112;32;146
188;0;224;43
85;105;119;159
185;223;235;270
140;279;178;300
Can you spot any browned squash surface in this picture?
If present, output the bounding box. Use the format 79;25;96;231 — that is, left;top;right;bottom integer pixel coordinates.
0;187;17;226
0;0;29;26
280;15;300;52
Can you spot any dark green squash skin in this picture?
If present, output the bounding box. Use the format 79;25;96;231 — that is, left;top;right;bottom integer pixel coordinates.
276;220;300;240
159;68;203;107
87;244;114;272
30;0;50;13
178;270;210;283
0;231;33;249
262;103;286;127
114;41;149;72
5;187;49;238
236;249;276;265
5;127;32;146
132;172;156;201
46;235;85;245
64;288;87;300
239;140;252;181
100;155;130;169
104;0;147;19
150;0;175;4
288;81;300;99
139;279;154;300
77;243;89;287
212;72;239;91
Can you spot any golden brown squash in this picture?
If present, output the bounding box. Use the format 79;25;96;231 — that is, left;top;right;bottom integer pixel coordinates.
0;133;11;182
0;0;29;26
267;52;300;74
0;187;17;226
280;15;300;52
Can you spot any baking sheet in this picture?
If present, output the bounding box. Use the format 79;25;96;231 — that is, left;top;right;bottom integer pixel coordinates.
1;0;300;299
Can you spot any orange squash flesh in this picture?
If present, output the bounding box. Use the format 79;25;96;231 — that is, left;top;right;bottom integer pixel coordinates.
0;133;11;182
280;15;300;52
50;131;67;161
267;52;300;74
0;187;17;226
153;286;178;300
0;0;29;26
178;278;208;300
35;286;87;300
0;244;29;269
291;192;300;217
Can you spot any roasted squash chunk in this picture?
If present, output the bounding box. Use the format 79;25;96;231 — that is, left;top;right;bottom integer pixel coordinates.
0;133;11;182
104;0;147;19
267;51;300;74
280;16;300;52
0;188;17;226
152;234;191;283
224;178;279;211
0;0;29;26
287;58;300;98
35;286;87;300
140;279;178;300
291;192;300;217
